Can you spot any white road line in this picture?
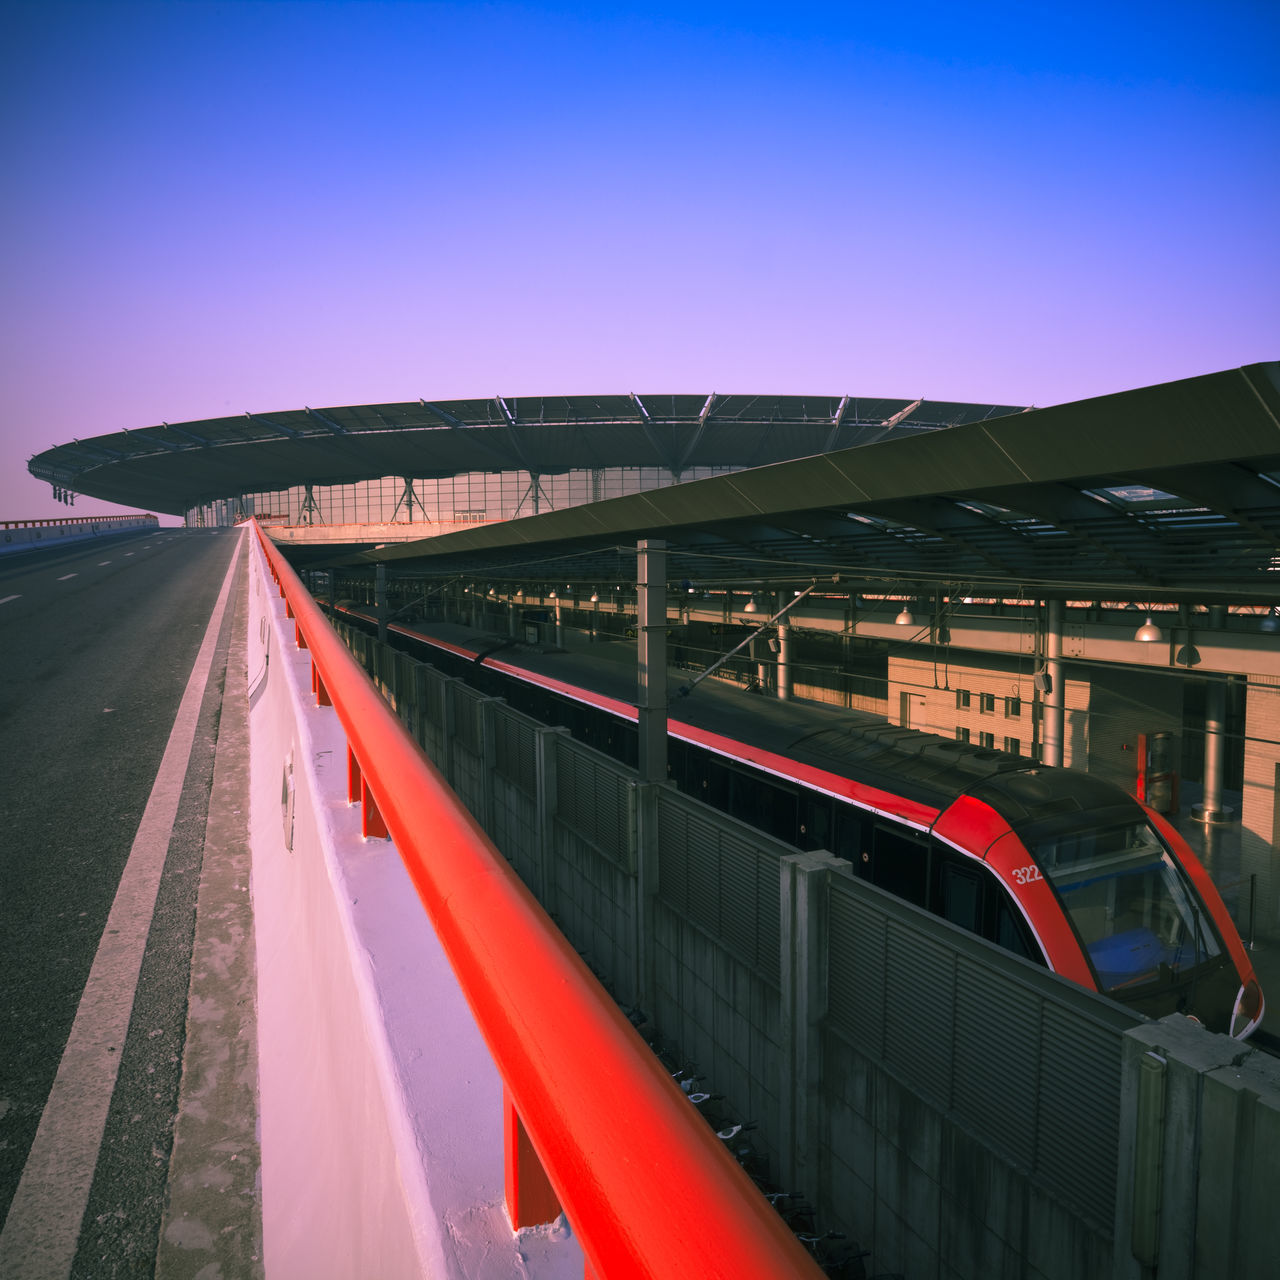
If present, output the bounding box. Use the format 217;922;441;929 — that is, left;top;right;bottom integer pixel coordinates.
98;560;111;565
0;532;244;1280
57;573;78;581
0;594;19;605
125;552;134;557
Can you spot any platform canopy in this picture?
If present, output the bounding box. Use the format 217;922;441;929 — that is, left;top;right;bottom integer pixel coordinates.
327;363;1280;606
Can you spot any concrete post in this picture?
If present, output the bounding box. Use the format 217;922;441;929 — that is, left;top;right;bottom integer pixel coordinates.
1112;1015;1248;1280
633;781;661;1016
778;850;846;1193
637;540;668;784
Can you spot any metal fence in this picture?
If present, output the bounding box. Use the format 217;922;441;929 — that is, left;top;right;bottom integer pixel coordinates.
339;622;1149;1279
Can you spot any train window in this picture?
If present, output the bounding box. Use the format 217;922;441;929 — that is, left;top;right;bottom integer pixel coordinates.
941;863;982;933
992;894;1037;962
1032;819;1223;991
872;824;928;907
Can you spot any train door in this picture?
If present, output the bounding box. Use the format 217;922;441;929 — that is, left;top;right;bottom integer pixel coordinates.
797;790;834;852
871;823;929;907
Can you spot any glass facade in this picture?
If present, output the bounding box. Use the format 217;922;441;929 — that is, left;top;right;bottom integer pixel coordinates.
188;465;739;528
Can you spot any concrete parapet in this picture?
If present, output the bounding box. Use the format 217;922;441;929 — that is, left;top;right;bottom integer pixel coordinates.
1114;1014;1280;1280
245;539;581;1278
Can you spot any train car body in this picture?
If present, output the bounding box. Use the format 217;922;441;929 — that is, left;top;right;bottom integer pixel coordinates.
358;612;1264;1040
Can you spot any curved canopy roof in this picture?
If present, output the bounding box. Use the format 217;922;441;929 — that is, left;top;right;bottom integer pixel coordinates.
26;393;1021;516
29;363;1280;603
334;363;1280;605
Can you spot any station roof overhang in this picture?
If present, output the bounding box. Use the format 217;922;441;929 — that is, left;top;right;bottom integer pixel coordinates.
26;392;1022;517
316;362;1280;607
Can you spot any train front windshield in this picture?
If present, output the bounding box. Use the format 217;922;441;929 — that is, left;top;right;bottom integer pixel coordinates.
1031;819;1222;993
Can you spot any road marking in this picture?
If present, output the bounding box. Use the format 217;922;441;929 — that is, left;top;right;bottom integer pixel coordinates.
98;560;111;565
0;532;244;1279
57;573;78;581
0;594;19;605
125;552;134;557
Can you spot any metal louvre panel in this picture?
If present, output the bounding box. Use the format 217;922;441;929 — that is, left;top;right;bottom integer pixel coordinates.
950;961;1040;1162
717;829;780;987
423;668;447;728
656;792;689;912
654;790;780;985
492;709;537;796
554;737;632;869
883;928;955;1105
451;683;484;755
1034;1006;1123;1229
682;809;722;941
827;880;886;1058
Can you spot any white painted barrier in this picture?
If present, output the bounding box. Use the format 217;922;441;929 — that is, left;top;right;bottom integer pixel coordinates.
246;536;581;1279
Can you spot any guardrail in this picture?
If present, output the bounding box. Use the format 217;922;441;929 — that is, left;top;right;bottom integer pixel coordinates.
252;520;824;1280
0;514;158;529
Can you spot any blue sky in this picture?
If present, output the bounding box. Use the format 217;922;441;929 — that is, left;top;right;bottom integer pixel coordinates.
2;0;1277;518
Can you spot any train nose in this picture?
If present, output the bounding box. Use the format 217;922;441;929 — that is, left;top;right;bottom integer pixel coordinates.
1230;977;1264;1039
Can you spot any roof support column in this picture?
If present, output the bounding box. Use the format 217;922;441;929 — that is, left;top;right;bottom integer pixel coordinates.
777;592;792;702
1193;676;1232;823
637;539;668;784
299;484;323;526
1042;599;1065;767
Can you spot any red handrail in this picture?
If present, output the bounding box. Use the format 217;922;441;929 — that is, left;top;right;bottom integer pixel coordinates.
252;523;825;1279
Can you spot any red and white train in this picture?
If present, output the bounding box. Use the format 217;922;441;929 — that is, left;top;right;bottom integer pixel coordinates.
358;611;1264;1040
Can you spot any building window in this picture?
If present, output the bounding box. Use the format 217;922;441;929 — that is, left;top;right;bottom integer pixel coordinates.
955;689;971;709
1005;696;1022;718
979;731;995;748
980;692;995;714
956;726;971;743
1004;736;1021;755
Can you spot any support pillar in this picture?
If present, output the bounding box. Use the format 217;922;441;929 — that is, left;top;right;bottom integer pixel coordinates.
777;593;792;702
1042;598;1065;767
376;563;387;645
1193;677;1232;823
637;539;668;784
503;1089;561;1229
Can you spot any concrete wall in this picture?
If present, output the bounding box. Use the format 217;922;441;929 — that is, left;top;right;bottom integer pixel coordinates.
245;540;581;1279
0;515;156;554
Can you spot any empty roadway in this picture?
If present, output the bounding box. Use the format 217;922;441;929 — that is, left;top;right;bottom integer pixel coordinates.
0;527;242;1277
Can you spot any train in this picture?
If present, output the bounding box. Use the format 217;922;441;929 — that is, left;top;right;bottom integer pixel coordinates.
344;606;1265;1040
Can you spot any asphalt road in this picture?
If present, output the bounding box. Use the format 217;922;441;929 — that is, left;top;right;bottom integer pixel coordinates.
0;527;241;1277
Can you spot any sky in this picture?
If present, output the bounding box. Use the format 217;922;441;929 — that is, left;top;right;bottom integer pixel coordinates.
2;0;1277;521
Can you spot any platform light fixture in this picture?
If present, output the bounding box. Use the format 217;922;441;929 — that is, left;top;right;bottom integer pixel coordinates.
1134;615;1164;643
895;606;915;626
